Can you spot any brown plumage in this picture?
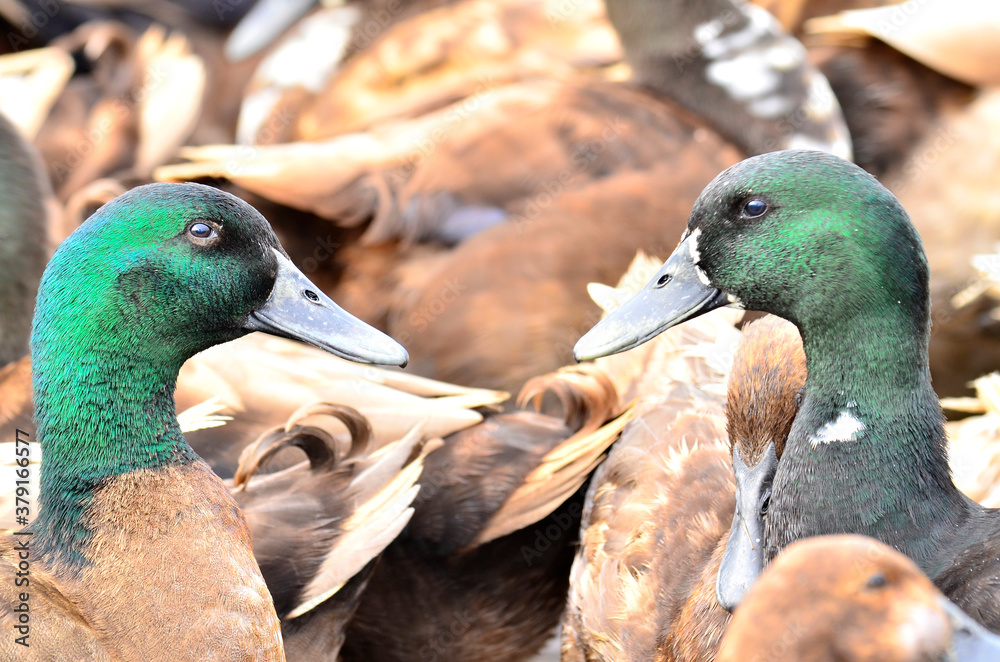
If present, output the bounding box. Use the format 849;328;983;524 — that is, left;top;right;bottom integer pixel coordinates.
340;363;629;661
230;403;439;660
1;332;505;491
562;313;806;662
380;90;740;396
717;535;990;662
0;462;284;661
726;316;807;465
264;0;620;144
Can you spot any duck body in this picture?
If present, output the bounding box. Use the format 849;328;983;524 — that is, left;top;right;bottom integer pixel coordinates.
563;314;805;661
341;367;624;661
575;149;1000;630
0;182;407;659
229;403;438;660
0;462;280;660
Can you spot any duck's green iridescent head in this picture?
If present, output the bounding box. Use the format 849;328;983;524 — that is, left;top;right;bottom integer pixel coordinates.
575;150;928;359
30;183;408;561
33;182;408;369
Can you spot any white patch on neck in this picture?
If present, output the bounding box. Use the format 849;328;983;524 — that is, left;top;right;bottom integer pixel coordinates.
810;409;866;447
726;292;744;309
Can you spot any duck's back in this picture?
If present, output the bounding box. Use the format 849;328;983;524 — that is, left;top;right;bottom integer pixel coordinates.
563;397;732;662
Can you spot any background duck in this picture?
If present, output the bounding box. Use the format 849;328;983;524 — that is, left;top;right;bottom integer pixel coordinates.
717;535;1000;662
18;0;997;402
563;291;806;661
574;150;1000;631
340;364;630;661
229;402;439;660
0;182;406;659
0;110;50;369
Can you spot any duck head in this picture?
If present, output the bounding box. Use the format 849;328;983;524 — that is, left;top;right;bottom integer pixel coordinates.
718;315;805;612
718;535;1000;662
34;182;408;368
575;149;936;610
574;149;925;361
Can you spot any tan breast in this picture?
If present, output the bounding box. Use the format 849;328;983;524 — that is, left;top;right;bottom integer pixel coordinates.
8;462;285;661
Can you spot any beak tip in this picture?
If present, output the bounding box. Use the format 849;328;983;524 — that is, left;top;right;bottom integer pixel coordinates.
370;343;408;368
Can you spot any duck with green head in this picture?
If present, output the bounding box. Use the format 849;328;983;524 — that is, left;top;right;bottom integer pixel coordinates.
575;149;1000;630
0;182;407;660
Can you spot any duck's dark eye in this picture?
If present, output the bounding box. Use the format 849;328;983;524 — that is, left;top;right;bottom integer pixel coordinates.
865;573;887;590
743;200;767;218
186;221;219;246
759;489;771;517
189;223;213;238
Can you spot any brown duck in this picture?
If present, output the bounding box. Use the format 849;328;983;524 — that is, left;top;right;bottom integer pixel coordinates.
563;314;806;661
718;535;1000;662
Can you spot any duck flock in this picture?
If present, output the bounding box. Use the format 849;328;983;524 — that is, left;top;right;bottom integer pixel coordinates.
2;0;1000;660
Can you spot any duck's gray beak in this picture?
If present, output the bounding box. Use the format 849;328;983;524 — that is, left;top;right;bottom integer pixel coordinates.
717;442;778;612
574;232;729;361
942;596;1000;660
245;249;409;367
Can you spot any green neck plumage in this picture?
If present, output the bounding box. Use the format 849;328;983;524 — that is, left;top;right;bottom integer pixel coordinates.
32;337;198;562
755;209;968;570
29;219;209;562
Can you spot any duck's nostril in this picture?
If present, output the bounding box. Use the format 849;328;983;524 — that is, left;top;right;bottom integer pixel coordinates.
303;289;321;303
657;274;672;287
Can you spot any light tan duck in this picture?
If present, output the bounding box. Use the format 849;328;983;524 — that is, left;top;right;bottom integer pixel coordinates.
563;305;806;661
236;0;622;146
717;535;1000;662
